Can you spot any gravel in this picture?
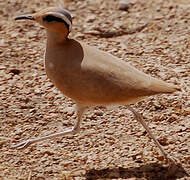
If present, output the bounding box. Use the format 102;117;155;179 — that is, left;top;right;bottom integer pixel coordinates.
0;0;190;179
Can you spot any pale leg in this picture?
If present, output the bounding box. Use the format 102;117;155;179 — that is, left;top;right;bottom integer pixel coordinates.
126;105;175;164
11;104;86;150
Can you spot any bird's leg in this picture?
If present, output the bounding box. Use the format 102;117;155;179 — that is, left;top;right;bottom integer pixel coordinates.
126;105;176;164
10;104;86;150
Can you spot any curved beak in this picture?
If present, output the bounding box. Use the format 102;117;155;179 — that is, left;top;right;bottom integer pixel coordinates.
15;14;35;21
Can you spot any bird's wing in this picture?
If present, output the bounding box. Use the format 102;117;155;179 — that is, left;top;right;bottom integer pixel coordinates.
80;42;179;95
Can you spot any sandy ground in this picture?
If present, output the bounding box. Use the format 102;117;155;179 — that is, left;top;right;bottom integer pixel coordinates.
0;0;190;179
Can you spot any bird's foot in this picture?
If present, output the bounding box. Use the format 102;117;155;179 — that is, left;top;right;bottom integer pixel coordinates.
10;139;32;150
165;155;180;166
165;155;181;176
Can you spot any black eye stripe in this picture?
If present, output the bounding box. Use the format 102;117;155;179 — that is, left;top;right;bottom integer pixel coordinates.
57;9;72;24
43;15;70;31
43;15;65;23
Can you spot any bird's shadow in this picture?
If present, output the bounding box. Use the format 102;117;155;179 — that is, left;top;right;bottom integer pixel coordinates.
84;162;188;180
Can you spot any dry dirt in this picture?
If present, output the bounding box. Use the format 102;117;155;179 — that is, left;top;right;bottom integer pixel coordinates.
0;0;190;179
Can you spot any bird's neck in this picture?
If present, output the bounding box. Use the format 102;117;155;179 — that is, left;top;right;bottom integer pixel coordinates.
46;31;68;46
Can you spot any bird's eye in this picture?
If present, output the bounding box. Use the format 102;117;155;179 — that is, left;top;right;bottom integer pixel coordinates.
43;15;64;23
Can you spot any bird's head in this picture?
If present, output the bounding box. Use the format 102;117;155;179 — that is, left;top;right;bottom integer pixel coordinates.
15;7;72;38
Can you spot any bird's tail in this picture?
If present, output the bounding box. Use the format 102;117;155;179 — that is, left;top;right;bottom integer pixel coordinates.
149;78;180;94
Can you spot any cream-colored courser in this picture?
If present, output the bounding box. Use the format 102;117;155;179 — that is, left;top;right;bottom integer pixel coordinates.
12;7;180;164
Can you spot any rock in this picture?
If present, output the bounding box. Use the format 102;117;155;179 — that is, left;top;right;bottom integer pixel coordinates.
118;0;134;11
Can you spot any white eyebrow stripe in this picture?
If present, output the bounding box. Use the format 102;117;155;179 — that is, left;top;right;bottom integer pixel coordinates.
46;12;72;31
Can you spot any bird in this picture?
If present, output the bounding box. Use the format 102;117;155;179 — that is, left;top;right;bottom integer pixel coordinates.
11;7;180;164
